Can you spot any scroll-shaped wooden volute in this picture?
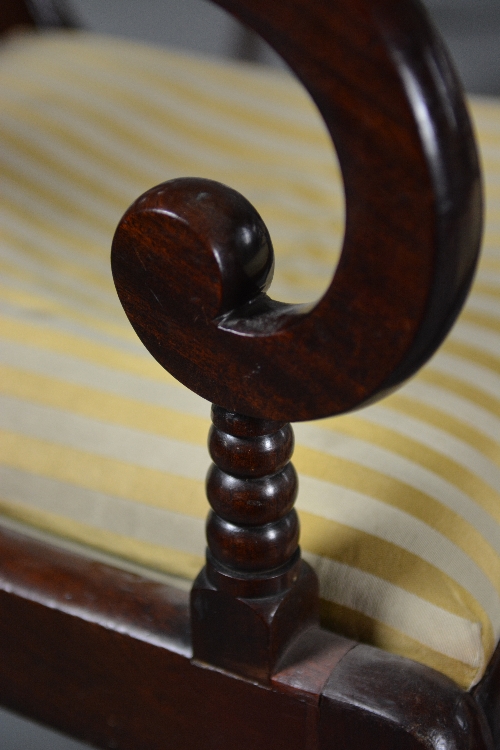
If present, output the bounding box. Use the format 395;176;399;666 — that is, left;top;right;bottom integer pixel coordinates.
112;0;482;682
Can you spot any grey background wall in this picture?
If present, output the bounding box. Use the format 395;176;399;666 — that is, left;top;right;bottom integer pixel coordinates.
64;0;500;94
1;0;499;747
424;0;500;95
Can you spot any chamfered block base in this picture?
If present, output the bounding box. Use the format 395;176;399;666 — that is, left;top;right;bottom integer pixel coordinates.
190;559;320;682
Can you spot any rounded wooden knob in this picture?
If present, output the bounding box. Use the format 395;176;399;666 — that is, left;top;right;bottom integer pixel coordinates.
112;0;482;422
112;176;273;327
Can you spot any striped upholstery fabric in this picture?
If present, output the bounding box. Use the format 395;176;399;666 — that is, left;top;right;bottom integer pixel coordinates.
1;30;500;690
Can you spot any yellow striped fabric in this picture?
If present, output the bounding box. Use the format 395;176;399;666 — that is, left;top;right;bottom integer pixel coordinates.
1;30;500;689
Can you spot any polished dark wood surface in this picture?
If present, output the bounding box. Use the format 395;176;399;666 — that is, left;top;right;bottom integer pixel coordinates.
112;0;482;423
206;406;299;582
321;645;494;750
1;0;495;748
0;525;309;750
191;405;320;681
0;525;494;750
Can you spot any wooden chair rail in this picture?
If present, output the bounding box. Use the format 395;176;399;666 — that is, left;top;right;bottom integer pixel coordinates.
0;524;495;750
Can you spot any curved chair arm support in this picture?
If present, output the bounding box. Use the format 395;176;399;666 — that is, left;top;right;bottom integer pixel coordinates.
112;0;482;422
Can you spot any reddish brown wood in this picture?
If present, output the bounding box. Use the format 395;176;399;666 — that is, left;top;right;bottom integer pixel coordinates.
190;405;319;681
0;525;310;750
108;0;489;740
191;561;319;682
0;524;495;750
111;0;482;692
1;0;492;747
207;510;299;571
273;626;357;703
319;645;494;750
206;462;297;526
112;0;482;423
206;405;299;576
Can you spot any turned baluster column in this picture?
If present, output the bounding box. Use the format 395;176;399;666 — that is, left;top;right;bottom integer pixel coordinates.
191;406;319;681
206;405;299;595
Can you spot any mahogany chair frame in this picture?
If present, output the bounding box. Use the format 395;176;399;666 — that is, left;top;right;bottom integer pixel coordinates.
1;1;499;749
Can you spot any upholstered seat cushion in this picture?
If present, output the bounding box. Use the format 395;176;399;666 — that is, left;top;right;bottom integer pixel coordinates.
1;30;500;690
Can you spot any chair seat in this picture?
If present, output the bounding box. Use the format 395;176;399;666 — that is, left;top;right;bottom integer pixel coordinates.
1;29;500;690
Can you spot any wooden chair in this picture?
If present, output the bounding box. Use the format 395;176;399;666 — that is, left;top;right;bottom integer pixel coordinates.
1;1;499;748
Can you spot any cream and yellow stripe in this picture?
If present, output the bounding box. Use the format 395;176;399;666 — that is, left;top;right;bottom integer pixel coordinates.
2;30;500;689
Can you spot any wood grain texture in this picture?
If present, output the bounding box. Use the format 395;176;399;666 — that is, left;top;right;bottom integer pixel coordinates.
0;526;310;750
112;0;482;422
320;644;494;750
206;405;299;577
0;0;492;747
191;561;319;682
191;405;319;681
0;524;495;750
